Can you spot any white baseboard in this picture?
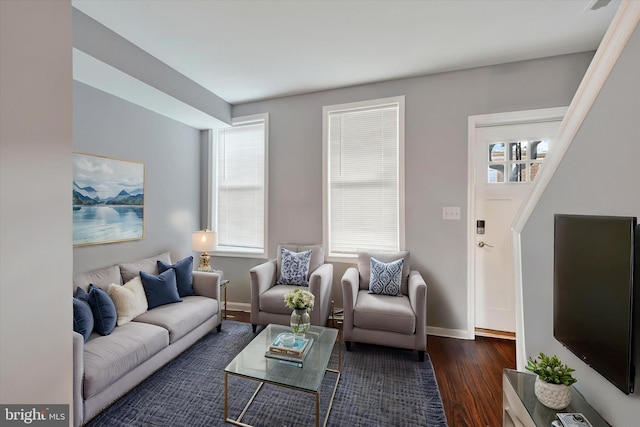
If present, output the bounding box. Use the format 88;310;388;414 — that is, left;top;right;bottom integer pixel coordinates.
226;302;250;313
225;302;473;340
426;326;472;340
475;329;516;340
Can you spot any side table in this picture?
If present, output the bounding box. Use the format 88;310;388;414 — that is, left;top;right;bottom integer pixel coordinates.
220;279;230;319
503;369;611;426
198;269;230;320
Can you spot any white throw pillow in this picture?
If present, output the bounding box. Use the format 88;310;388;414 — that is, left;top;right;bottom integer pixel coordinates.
108;276;148;326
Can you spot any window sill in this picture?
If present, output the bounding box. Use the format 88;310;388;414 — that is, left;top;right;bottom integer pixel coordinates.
326;254;358;264
213;247;268;260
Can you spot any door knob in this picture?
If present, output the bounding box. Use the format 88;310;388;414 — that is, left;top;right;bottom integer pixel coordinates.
477;241;493;248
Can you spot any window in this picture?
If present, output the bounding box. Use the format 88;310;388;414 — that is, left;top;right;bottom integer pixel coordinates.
487;139;549;184
323;97;405;260
212;114;268;257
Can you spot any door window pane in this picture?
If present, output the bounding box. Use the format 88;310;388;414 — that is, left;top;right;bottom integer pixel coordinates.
489;143;505;162
488;165;505;183
509;142;527;161
509;163;527;182
530;140;549;160
529;163;541;181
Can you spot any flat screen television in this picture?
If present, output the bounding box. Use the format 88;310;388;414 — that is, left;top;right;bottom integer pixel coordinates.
554;214;637;395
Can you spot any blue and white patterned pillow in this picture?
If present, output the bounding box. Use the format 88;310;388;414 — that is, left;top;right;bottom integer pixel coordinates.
277;248;312;286
369;257;404;296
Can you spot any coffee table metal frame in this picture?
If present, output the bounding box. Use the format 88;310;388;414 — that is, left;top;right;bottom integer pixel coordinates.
224;324;341;427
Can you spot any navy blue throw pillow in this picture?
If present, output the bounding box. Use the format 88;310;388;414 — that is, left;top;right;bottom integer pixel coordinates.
140;269;182;309
73;296;94;342
87;284;117;336
75;286;89;301
157;256;194;297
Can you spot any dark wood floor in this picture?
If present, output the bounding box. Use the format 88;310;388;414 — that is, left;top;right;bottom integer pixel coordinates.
428;335;515;426
225;310;516;427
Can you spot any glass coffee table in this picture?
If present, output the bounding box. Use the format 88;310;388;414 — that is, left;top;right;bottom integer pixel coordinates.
224;324;340;427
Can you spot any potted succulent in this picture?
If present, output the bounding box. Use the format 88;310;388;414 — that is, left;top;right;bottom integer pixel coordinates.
526;352;577;409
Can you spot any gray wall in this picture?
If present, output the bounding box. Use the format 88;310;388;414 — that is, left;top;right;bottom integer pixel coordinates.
73;82;203;274
521;25;640;425
0;0;73;414
73;8;231;126
226;51;593;332
68;0;593;335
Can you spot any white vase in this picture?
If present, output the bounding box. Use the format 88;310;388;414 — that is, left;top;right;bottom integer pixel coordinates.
534;376;572;409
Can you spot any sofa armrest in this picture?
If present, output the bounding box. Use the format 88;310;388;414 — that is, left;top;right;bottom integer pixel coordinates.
249;259;277;320
192;271;221;301
72;331;84;427
308;263;333;326
341;267;360;332
408;270;427;336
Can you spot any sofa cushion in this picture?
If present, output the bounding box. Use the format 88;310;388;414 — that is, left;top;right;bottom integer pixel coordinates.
73;296;94;342
108;276;148;326
277;244;323;280
119;252;172;283
354;290;416;335
133;296;218;343
87;285;117;336
140;269;182;309
158;256;194;297
259;284;301;315
276;248;312;286
358;251;410;294
369;257;404;296
73;265;121;293
83;321;169;399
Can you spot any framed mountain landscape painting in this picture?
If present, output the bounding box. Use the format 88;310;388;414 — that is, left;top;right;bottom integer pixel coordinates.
73;153;145;246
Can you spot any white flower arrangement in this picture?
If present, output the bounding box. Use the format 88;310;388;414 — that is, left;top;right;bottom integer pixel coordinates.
284;288;315;311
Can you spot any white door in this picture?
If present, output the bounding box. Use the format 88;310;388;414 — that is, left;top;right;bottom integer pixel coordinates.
473;120;561;334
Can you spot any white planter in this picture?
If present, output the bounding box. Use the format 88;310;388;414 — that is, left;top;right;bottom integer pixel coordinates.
534;376;572;409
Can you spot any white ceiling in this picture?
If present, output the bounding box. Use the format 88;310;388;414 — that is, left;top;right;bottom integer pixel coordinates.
72;0;620;105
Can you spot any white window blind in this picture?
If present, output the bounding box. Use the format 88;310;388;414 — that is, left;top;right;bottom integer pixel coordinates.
324;97;405;258
214;115;267;255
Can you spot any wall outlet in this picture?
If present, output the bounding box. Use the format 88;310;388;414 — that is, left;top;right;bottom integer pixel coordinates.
442;207;461;220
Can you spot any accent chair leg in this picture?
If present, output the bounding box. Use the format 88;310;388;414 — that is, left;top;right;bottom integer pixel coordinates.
345;341;352;351
418;350;425;362
252;324;257;333
217;324;222;333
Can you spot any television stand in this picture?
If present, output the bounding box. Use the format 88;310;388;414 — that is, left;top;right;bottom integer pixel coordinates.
502;369;611;426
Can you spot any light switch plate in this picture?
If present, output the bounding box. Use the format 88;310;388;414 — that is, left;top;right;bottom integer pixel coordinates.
442;207;461;220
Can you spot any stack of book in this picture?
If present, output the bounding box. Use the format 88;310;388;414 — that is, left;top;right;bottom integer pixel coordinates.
265;333;314;367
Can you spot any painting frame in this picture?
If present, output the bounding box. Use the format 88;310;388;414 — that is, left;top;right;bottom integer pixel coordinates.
73;152;145;246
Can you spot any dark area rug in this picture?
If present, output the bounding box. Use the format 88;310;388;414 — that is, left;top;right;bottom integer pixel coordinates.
85;321;448;426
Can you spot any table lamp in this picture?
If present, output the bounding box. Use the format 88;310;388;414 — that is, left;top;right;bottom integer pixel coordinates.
192;229;217;271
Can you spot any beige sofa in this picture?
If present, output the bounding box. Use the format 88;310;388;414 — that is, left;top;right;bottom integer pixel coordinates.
72;252;221;426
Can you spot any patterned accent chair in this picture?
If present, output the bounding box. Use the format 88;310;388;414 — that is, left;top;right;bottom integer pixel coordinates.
341;251;427;361
249;244;333;332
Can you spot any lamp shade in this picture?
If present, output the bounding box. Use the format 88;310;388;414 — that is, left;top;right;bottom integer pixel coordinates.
192;230;217;252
